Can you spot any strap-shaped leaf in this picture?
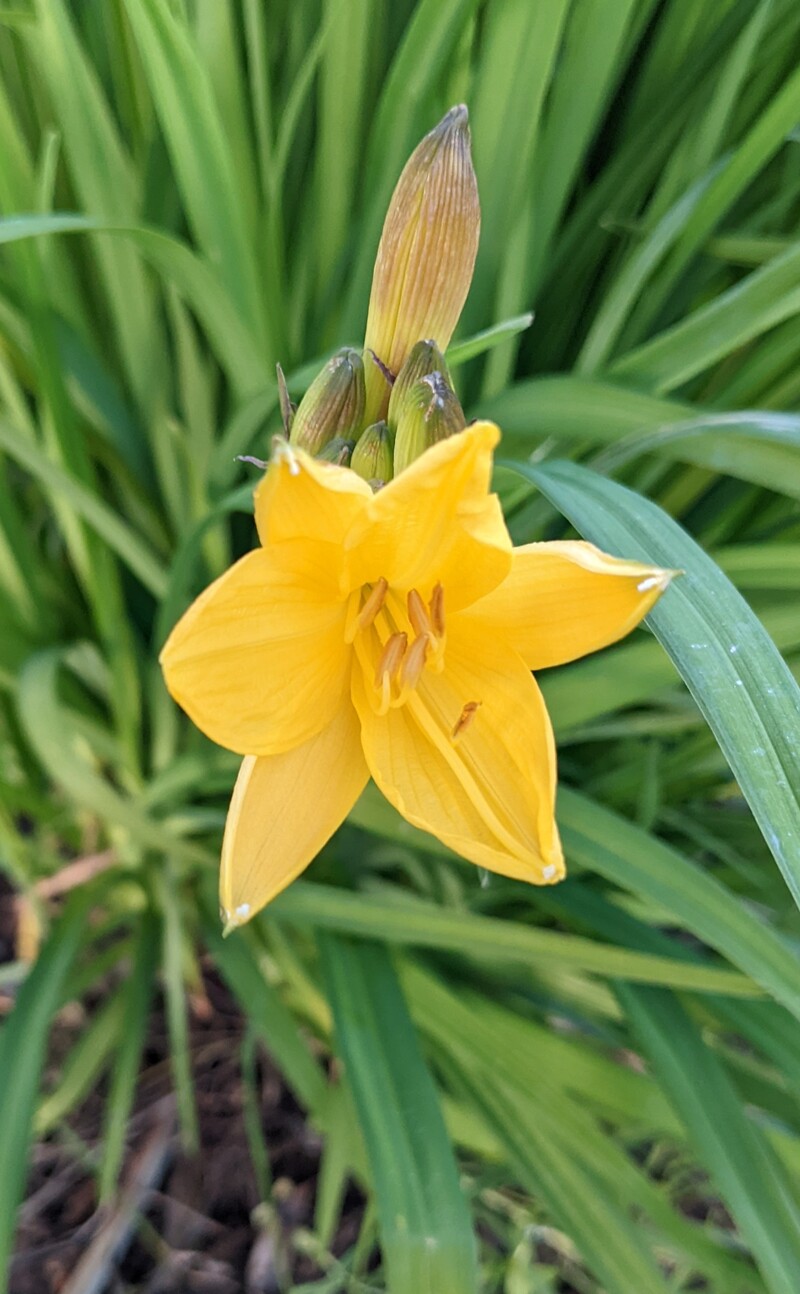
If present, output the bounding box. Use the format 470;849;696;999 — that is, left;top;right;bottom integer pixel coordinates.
619;985;800;1294
0;885;109;1292
320;934;478;1294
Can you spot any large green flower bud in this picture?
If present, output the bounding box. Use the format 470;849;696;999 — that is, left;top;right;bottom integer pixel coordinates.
363;105;480;423
393;372;465;475
289;348;365;455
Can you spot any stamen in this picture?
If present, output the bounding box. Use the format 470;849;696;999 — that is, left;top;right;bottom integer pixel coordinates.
357;578;388;632
374;632;407;689
451;700;481;741
407;588;432;639
400;633;430;690
430;583;445;637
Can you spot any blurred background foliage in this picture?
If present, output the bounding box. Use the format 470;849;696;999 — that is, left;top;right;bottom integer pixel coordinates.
1;0;800;1290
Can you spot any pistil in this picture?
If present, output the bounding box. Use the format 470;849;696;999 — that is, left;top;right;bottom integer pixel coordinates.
344;577;388;643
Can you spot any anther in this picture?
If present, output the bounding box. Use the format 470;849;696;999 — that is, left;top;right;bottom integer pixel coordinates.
357;578;388;633
407;589;432;639
374;632;407;689
400;633;430;690
430;583;445;637
451;700;481;741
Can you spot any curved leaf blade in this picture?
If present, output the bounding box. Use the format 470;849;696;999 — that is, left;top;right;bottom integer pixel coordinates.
320;934;478;1294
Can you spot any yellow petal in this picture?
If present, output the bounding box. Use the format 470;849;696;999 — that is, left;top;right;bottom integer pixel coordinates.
160;547;350;756
349;421;512;609
255;441;372;588
466;541;676;670
352;615;564;884
220;700;368;927
363;105;480;422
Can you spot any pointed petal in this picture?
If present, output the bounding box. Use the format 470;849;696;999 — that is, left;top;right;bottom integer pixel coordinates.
349;421;512;608
352;616;564;883
467;541;676;670
255;442;372;591
220;701;368;926
160;547;350;756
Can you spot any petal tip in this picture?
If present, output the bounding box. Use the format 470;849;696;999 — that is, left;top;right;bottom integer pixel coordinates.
270;435;303;476
540;859;566;885
467;418;501;448
221;901;253;936
637;567;682;596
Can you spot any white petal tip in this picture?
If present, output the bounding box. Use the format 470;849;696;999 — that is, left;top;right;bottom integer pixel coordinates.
221;901;252;937
637;568;682;595
271;437;302;476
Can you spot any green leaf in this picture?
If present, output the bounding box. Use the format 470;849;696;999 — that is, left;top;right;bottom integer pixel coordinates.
0;884;105;1293
16;647;206;866
202;904;327;1113
485;376;800;500
0;417;168;599
320;934;478;1294
610;242;800;394
409;965;675;1294
121;0;268;354
154;867;198;1149
447;313;534;367
99;911;160;1201
619;985;800;1294
276;877;762;998
558;788;800;1022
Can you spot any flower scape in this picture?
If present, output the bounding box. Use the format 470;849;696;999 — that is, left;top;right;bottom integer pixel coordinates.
160;106;675;931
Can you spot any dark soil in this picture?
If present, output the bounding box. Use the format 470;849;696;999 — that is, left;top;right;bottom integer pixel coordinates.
7;944;369;1294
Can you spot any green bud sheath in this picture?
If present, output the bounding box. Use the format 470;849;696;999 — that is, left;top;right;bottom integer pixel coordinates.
393;371;465;474
388;339;449;428
350;420;394;486
316;436;355;466
276;362;295;434
289;347;365;455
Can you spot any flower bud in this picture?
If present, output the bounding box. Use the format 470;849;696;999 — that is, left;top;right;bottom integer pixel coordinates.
350;420;394;487
393;372;465;475
388;339;449;429
316;436;355;466
289;348;365;455
363;105;480;421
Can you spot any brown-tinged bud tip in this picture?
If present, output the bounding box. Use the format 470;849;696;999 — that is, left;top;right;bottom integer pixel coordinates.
289;348;365;455
362;105;480;419
393;371;465;474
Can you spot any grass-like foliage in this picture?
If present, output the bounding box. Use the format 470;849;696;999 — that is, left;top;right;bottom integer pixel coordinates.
1;1;800;1290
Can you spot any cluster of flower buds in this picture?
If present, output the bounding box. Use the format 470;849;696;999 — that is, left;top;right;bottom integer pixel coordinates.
277;104;479;489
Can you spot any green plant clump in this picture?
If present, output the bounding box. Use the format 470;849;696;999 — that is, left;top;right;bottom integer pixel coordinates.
1;2;800;1291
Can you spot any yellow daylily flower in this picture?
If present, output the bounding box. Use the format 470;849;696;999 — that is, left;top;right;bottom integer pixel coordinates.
160;422;674;930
